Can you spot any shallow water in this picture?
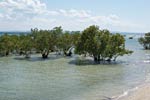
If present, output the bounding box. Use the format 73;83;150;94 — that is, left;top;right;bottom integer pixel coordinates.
0;38;150;100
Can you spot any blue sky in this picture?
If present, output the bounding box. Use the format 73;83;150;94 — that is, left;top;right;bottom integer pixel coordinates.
0;0;150;32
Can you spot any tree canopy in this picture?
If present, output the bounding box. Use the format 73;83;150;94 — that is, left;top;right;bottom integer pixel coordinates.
75;25;133;62
138;32;150;49
0;27;80;58
0;25;132;62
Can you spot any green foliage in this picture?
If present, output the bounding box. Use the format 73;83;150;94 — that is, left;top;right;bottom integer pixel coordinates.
57;31;72;52
75;25;99;55
0;33;15;56
57;31;80;53
138;32;150;49
19;34;33;56
0;26;132;61
75;25;133;62
0;33;33;57
31;30;53;58
30;28;80;57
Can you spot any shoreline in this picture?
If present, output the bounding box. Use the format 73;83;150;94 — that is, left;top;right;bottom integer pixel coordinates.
117;83;150;100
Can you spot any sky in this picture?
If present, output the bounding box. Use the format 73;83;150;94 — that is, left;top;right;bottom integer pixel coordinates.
0;0;150;32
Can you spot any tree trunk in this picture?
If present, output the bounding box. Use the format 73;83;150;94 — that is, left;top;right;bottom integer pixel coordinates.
106;59;111;62
5;51;9;56
42;53;48;58
113;56;118;61
64;51;72;56
42;50;49;59
98;55;100;61
25;51;31;58
94;56;98;62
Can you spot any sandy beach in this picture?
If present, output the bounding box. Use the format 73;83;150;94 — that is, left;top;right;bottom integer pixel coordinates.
119;83;150;100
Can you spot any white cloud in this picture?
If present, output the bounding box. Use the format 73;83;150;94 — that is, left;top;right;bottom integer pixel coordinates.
58;9;91;18
76;14;121;27
0;0;47;14
0;0;146;32
0;0;91;19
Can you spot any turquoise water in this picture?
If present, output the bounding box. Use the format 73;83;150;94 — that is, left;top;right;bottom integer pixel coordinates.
0;38;150;100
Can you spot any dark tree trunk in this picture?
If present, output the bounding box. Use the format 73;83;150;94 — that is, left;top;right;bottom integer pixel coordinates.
19;49;24;55
64;51;67;56
5;51;9;56
98;55;100;61
25;51;31;58
64;51;72;56
94;56;98;62
67;51;72;56
113;56;117;61
42;50;49;59
42;53;48;58
106;59;111;62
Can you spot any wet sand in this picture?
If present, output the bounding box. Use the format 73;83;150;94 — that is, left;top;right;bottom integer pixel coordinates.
119;83;150;100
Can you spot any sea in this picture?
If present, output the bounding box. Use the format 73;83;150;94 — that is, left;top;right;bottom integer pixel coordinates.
0;31;29;36
0;32;149;100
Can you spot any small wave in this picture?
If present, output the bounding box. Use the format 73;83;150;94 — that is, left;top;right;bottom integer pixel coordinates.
112;87;139;100
143;60;150;63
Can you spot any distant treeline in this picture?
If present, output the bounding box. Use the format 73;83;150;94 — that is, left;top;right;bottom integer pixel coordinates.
0;25;133;62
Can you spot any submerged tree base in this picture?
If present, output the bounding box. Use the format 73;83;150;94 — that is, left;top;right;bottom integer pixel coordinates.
74;56;118;65
42;52;49;59
64;51;72;56
42;54;48;59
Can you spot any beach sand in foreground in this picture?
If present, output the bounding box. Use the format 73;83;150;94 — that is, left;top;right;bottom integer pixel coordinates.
119;83;150;100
